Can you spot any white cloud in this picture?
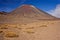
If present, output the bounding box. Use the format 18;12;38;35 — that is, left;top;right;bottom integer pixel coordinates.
48;4;60;18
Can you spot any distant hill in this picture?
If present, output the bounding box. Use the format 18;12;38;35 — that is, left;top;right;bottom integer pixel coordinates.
0;11;7;15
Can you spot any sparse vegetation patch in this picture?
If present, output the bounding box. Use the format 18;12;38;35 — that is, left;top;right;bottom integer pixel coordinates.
4;31;19;38
0;30;3;33
40;25;48;27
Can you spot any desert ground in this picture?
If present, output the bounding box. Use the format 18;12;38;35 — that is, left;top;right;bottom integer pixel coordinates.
0;20;60;40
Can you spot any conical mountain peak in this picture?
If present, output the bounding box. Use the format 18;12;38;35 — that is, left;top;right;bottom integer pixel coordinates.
9;4;56;20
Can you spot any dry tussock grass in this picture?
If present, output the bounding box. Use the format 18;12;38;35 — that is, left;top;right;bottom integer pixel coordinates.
4;31;19;38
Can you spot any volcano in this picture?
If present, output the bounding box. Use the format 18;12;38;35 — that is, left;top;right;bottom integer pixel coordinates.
10;5;56;19
0;5;57;24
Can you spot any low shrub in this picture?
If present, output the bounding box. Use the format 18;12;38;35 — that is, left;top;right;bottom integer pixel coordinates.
5;31;19;38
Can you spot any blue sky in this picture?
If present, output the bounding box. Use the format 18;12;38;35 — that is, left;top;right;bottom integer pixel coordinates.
0;0;60;13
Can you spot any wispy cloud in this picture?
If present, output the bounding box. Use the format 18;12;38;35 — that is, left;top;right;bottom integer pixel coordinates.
48;4;60;18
